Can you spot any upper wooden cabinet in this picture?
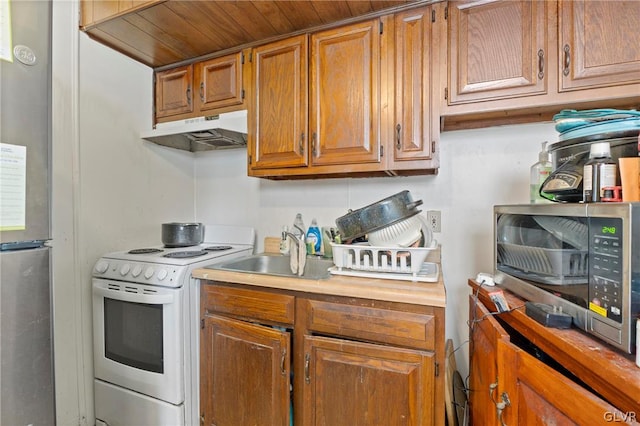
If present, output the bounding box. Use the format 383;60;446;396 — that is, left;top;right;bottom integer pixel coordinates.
155;64;193;119
79;0;420;68
448;0;549;104
309;20;382;168
559;0;640;91
195;52;245;113
250;35;309;170
154;50;249;123
80;0;158;27
443;0;640;130
84;1;640;138
391;5;440;170
250;4;443;179
249;19;386;178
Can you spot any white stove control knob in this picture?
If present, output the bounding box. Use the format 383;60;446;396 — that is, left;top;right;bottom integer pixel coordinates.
157;269;168;281
132;265;142;277
95;261;109;274
144;267;155;279
119;264;131;276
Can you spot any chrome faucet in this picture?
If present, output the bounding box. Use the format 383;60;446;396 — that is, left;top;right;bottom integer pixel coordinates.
283;225;306;276
282;223;305;248
282;230;300;245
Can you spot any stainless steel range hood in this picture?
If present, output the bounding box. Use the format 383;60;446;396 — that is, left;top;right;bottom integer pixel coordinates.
140;110;247;152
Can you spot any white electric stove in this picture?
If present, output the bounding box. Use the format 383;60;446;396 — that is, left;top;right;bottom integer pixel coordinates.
92;224;255;426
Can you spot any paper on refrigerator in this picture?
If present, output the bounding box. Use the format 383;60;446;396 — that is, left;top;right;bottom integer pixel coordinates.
0;0;12;62
0;143;26;230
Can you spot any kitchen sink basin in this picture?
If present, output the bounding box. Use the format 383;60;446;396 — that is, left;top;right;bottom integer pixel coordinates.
212;254;334;280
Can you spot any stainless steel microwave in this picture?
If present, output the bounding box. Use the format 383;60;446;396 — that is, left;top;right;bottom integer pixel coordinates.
494;203;640;353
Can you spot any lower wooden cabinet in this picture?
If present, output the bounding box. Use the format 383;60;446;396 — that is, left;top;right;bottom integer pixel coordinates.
200;314;291;426
469;290;638;425
303;335;436;425
201;282;445;426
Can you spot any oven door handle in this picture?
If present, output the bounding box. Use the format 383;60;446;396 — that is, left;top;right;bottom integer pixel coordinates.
94;286;175;305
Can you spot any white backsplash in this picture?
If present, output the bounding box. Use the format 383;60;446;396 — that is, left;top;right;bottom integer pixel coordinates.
194;121;559;376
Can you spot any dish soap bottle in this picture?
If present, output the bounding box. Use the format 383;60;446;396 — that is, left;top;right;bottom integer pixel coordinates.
530;141;552;203
306;219;322;255
583;142;616;203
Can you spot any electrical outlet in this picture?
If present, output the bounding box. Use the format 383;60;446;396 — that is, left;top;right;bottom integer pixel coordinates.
426;210;441;233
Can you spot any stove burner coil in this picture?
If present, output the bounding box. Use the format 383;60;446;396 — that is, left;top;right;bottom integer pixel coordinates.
128;248;164;254
204;246;233;252
163;250;208;259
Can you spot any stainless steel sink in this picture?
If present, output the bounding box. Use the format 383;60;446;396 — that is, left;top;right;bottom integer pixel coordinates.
212;254;333;280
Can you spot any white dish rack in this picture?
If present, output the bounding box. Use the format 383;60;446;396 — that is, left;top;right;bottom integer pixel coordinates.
329;242;439;282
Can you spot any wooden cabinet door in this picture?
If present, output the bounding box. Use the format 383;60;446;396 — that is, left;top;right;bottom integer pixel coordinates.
448;0;549;104
559;0;640;91
303;335;436;426
393;6;434;163
309;20;381;167
501;339;626;425
195;52;244;113
155;64;193;118
470;296;626;425
468;296;509;426
250;35;309;171
200;314;290;426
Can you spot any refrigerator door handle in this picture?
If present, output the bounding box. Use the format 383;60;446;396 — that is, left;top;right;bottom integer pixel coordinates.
0;240;48;251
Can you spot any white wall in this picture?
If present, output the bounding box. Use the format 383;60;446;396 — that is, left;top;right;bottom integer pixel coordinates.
52;3;196;423
194;122;559;377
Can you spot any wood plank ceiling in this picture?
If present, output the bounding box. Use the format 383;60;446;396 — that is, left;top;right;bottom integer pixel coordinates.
82;0;421;69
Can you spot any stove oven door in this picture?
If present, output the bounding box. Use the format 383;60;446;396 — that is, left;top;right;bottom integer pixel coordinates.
92;279;184;404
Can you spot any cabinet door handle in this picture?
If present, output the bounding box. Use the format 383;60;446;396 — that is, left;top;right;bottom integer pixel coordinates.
199;82;205;102
396;124;402;150
563;44;571;76
537;49;544;80
304;353;311;384
490;381;510;426
299;133;305;155
489;381;498;400
186;86;192;106
280;349;287;376
312;133;318;157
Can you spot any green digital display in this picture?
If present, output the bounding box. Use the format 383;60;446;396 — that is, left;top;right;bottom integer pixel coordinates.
602;226;617;234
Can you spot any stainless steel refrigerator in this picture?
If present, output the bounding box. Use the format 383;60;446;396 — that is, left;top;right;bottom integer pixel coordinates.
0;0;55;424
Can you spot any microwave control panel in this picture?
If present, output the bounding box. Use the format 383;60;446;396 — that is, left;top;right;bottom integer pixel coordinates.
588;217;623;323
